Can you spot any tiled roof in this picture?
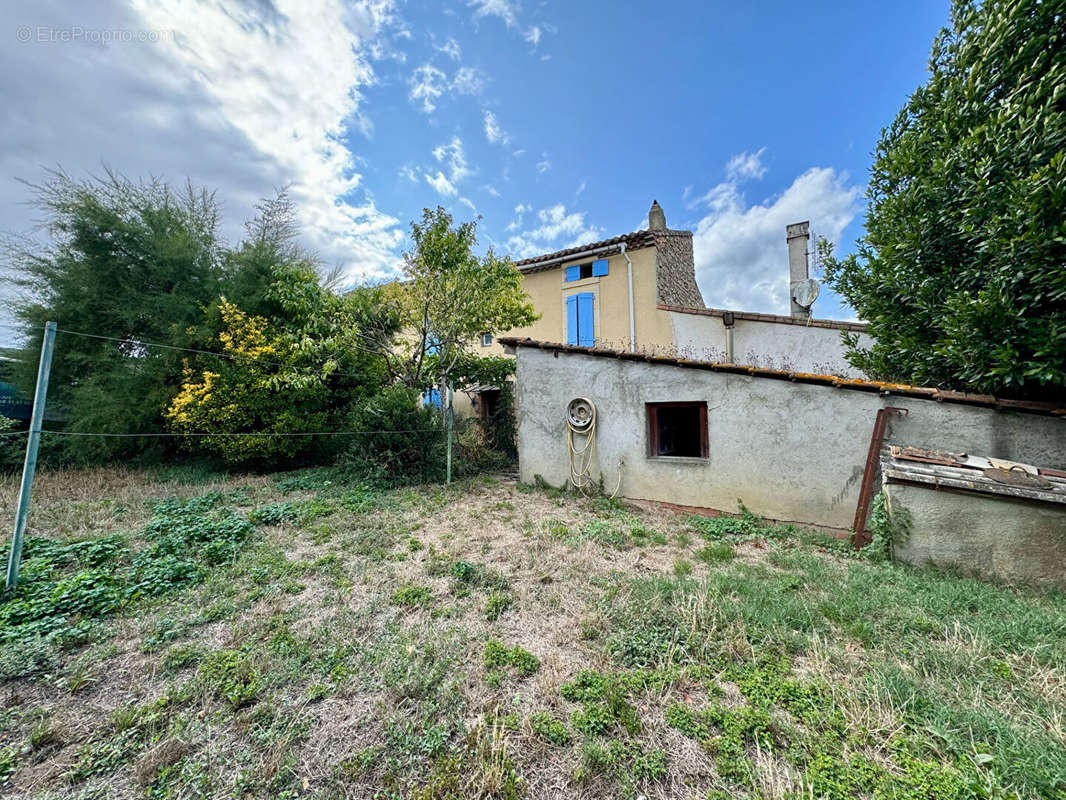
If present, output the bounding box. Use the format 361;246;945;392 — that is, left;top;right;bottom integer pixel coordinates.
496;337;1066;418
658;304;868;332
513;230;657;270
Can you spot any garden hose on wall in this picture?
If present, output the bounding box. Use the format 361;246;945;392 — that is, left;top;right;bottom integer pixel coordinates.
566;398;622;497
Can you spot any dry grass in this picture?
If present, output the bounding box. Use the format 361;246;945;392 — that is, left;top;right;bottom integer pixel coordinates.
1;467;1064;799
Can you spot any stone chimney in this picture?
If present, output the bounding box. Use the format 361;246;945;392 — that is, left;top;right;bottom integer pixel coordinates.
786;221;810;318
648;200;666;231
650;201;705;308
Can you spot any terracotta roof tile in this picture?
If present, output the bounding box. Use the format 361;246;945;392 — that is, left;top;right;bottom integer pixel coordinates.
513;230;656;269
496;337;1066;418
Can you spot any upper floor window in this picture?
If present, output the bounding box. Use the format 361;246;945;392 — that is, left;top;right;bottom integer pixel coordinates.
564;258;608;282
481;333;493;347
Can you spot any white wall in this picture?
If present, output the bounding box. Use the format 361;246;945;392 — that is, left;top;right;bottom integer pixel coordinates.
513;346;1066;531
668;310;872;378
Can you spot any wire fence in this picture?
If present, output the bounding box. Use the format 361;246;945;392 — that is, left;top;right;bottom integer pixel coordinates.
0;322;517;484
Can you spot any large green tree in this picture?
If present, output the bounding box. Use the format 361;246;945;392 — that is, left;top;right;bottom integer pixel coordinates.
351;206;537;394
822;0;1065;398
4;170;225;462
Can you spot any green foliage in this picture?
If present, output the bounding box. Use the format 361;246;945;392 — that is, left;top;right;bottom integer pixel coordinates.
350;206;537;393
198;649;262;708
4;170;226;464
575;739;666;791
696;542;735;563
0;416;24;473
484;592;514;621
821;0;1066;397
0;493;254;666
528;711;570;746
483;639;539;677
168;259;389;466
340;384;447;486
868;491;911;560
391;585;434;608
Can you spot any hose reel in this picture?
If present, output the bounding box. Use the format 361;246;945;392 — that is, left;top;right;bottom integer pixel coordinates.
565;397;621;496
567;397;596;432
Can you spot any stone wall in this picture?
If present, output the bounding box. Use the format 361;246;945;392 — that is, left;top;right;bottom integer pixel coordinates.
653;230;704;308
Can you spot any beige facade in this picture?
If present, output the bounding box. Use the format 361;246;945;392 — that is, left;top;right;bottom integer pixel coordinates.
475;242;674;357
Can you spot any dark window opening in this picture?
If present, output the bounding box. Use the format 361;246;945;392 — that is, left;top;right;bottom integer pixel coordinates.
578;262;593;279
647;402;708;459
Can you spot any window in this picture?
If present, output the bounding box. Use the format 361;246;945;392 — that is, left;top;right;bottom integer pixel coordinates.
481;333;493;347
647;402;708;459
423;388;442;409
564;258;608;281
566;292;595;347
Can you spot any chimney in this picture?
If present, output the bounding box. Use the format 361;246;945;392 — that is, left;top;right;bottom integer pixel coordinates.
648;200;666;231
786;221;810;318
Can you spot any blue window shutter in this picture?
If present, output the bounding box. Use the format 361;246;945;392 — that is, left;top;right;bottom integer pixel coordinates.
566;295;578;345
577;293;595;347
424;388;441;408
565;265;581;282
592;258;608;277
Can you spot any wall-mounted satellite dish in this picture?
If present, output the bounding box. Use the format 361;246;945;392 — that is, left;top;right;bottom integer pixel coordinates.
792;278;820;309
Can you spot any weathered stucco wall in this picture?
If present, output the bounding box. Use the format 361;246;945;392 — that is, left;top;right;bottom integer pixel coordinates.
886;484;1066;587
668;310;873;377
513;346;1066;530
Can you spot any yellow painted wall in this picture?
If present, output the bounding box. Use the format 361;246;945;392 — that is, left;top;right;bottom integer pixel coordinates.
473;244;674;356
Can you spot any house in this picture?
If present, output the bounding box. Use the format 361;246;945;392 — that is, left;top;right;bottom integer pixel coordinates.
497;336;1066;540
460;201;870;417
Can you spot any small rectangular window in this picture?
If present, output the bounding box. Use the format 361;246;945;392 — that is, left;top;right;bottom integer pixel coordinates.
647;402;708;459
481;333;493;347
564;262;600;281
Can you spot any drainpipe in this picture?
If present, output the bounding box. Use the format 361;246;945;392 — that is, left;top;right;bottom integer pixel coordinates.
620;242;635;352
723;311;735;363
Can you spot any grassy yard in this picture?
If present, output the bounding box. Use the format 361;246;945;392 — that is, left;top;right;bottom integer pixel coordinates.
0;467;1064;800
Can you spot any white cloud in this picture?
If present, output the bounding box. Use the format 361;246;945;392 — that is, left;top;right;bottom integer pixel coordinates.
423;136;472;197
483;109;509;145
399;164;419;182
452;65;487;95
506;202;530;231
459;196;477;213
468;0;519;28
408;63;448;113
506;203;602;257
114;0;404;282
690;154;861;314
726;148;767;181
483;184;501;197
536;155;551;174
524;26;542;46
436;36;462;61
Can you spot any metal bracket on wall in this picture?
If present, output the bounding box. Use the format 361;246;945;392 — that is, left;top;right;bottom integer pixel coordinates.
852;406;908;549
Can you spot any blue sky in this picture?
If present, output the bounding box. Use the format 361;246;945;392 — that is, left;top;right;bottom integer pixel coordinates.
1;0;950;343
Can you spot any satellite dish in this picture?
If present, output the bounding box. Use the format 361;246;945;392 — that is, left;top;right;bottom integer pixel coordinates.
792;278;820;309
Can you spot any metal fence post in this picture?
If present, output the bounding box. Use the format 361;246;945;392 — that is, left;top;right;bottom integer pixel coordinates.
5;321;57;592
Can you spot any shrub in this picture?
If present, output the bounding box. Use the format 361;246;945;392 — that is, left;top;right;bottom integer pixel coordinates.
0;417;24;473
340;385;446;486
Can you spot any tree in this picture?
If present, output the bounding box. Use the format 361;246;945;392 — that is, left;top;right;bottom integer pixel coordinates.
351;207;537;396
821;0;1066;398
167;263;391;466
2;169;225;462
